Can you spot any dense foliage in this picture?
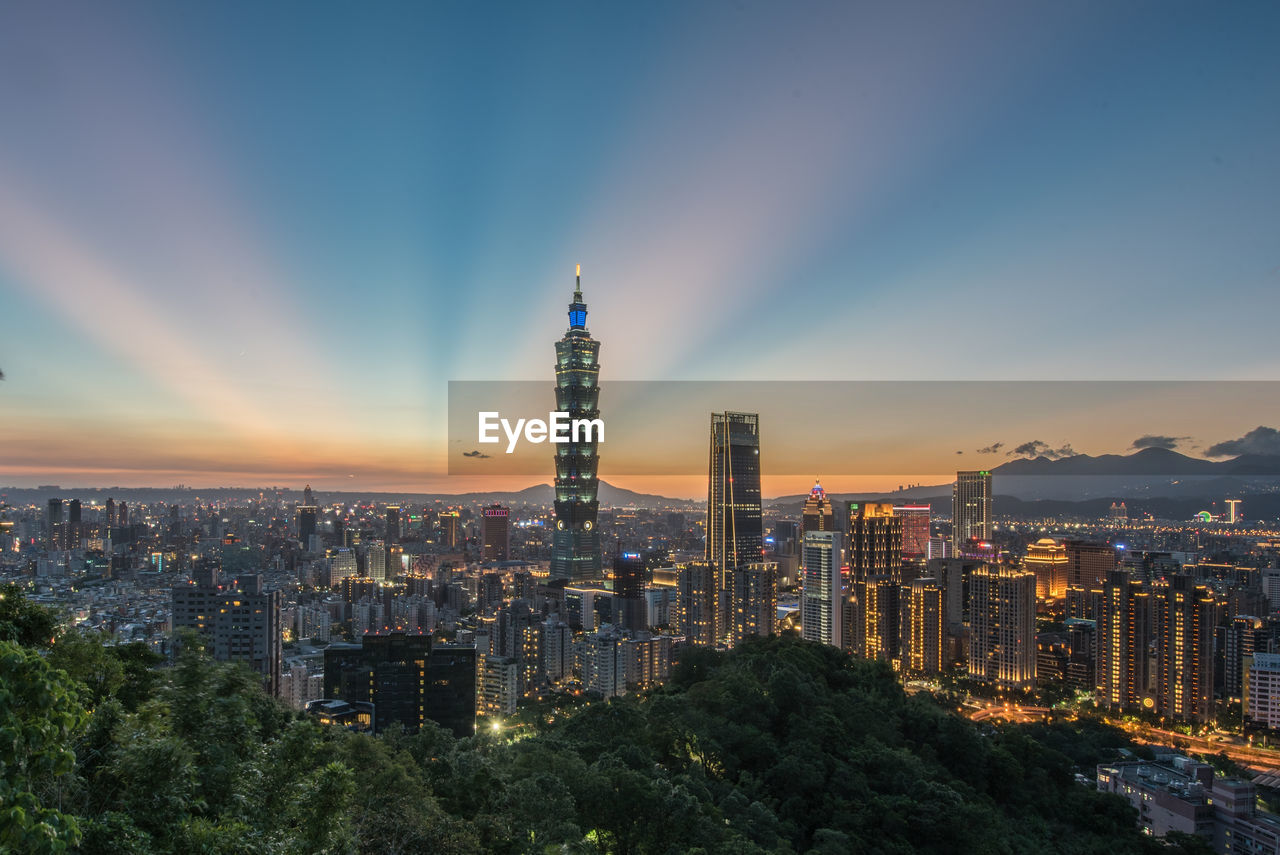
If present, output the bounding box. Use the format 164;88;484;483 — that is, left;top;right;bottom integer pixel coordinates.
1;590;1181;854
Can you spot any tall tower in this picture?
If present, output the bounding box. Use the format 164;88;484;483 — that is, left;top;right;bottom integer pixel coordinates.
551;266;602;582
952;470;992;553
707;412;763;637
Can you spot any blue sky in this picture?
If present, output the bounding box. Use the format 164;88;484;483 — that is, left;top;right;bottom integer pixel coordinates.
1;1;1278;493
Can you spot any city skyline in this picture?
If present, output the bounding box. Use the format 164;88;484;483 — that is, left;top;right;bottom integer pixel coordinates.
3;1;1280;494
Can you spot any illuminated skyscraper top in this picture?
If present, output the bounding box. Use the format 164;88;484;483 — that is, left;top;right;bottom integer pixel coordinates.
551;265;602;583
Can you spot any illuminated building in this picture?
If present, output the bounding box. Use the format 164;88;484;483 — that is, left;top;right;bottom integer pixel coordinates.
441;511;461;548
707;411;763;637
1109;501;1128;523
67;499;81;549
967;564;1036;692
172;570;283;697
327;547;358;586
1244;652;1280;730
1024;538;1068;599
480;655;519;717
951;470;992;553
730;561;777;644
847;502;902;582
1154;575;1216;722
861;575;900;664
1224;615;1267;699
551;266;603;583
482;505;510;562
801;481;834;535
366;540;387;582
46;497;63;551
676;561;717;646
893;504;930;559
1064;540;1116;588
1226;498;1242;524
1097;570;1151;711
801;530;843;649
905;577;945;676
324;633;476;736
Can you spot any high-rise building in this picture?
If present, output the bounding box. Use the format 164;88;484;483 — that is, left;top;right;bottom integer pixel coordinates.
967;564;1036;692
952;470;992;553
1226;499;1242;524
707;412;763;569
303;484;314;506
1065;540;1116;589
66;499;82;550
46;498;63;551
801;481;834;535
366;541;387;582
613;551;648;632
1244;653;1280;730
551;266;603;583
1154;574;1217;722
893;504;931;559
440;511;461;549
905;577;946;676
1097;569;1153;712
172;571;283;697
730;562;776;644
386;505;401;544
324;633;476;736
847;502;902;582
801;530;843;649
1224;615;1268;699
861;575;900;663
1025;538;1068;600
482;505;510;562
298;505;318;549
676;561;718;646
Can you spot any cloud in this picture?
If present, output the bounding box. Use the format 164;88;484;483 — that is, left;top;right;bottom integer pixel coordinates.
955;450;963;455
976;442;1003;454
462;450;492;459
1205;426;1280;458
1008;440;1076;460
1131;434;1189;451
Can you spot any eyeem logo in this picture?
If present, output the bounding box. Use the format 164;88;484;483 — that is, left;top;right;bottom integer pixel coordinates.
478;412;604;454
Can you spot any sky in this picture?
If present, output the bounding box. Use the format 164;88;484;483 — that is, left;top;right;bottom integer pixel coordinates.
1;1;1279;498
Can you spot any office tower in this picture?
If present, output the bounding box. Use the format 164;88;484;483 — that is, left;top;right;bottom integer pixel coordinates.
801;530;843;648
298;505;317;549
614;551;648;632
327;547;358;586
952;470;992;552
67;499;81;549
1025;538;1068;600
676;561;718;646
1224;616;1268;699
366;541;387;582
1226;499;1242;524
386;505;401;544
46;498;63;551
906;577;946;676
1097;569;1153;711
968;565;1036;692
324;633;476;736
847;502;902;581
893;504;931;559
730;562;777;644
441;511;461;549
105;497;115;529
801;481;834;534
1154;575;1217;722
482;505;510;562
861;575;900;663
1064;540;1116;588
172;572;283;696
706;412;763;602
551;266;603;583
118;501;128;526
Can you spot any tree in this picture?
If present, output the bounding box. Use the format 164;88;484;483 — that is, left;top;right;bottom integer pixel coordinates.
0;640;87;854
0;584;58;648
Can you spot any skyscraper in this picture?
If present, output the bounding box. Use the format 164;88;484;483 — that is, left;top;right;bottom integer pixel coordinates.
730;562;777;644
893;504;931;559
172;572;284;697
1065;540;1116;589
1097;569;1152;712
707;411;762;636
298;504;317;549
801;530;843;649
613;550;648;632
801;481;834;535
482;504;510;562
952;470;992;553
968;564;1036;692
386;504;401;544
847;502;902;582
676;561;718;647
440;511;461;549
551;266;602;583
905;577;946;676
46;497;63;551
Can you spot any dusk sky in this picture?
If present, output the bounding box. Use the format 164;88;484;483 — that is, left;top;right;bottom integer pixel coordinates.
2;1;1279;497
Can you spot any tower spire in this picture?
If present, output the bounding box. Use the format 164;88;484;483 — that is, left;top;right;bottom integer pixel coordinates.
568;264;587;330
